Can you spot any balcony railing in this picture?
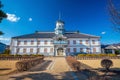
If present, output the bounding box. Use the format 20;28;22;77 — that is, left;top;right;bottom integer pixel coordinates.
53;40;68;45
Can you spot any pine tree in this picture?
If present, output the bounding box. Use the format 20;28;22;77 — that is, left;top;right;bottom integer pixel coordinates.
0;1;7;35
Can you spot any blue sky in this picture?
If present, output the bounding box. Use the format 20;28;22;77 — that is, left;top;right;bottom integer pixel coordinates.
0;0;120;45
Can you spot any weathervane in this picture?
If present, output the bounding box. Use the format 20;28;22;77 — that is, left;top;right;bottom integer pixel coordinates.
59;11;61;20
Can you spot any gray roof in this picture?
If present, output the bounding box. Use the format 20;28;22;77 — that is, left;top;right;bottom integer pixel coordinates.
12;32;100;39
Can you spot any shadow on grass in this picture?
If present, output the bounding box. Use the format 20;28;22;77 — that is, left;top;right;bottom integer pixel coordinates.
8;66;120;80
10;71;74;80
10;72;56;80
0;68;11;70
29;60;52;72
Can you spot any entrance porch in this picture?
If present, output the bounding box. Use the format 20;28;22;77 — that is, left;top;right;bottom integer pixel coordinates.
54;47;66;56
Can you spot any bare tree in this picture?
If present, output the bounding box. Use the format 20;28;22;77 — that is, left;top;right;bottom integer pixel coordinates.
108;0;120;32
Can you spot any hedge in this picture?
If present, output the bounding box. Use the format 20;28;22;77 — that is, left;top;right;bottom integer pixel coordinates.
16;57;44;71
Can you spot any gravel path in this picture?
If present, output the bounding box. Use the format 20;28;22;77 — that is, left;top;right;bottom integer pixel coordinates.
1;57;75;80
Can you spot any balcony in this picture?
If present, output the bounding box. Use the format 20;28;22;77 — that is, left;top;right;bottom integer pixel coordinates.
53;40;68;45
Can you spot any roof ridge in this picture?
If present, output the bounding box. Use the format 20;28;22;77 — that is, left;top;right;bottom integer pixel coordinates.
36;32;54;33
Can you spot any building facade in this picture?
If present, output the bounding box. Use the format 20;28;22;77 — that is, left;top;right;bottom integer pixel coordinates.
10;19;101;56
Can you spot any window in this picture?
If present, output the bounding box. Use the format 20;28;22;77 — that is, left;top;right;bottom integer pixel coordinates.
23;48;26;53
93;48;96;53
92;40;95;44
30;48;33;53
80;40;82;44
50;48;53;52
44;40;48;45
37;48;40;53
31;40;34;45
17;41;21;45
44;48;47;53
73;40;76;44
16;48;20;53
68;40;70;44
73;48;76;52
86;48;89;53
24;40;27;45
50;40;52;44
80;48;83;52
86;40;89;44
37;40;40;45
67;48;70;52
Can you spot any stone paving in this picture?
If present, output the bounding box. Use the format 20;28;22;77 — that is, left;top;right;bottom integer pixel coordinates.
0;57;75;80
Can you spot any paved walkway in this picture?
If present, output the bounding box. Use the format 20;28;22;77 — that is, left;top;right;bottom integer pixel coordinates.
1;57;75;80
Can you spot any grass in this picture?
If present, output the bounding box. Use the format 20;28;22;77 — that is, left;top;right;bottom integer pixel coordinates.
0;60;18;75
78;59;120;69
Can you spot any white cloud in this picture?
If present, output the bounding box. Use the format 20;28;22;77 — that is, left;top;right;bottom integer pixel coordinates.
6;13;20;22
28;18;32;21
0;36;3;37
101;31;106;34
0;37;10;41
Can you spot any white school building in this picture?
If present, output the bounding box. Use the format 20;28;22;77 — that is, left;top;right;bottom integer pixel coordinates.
10;19;101;56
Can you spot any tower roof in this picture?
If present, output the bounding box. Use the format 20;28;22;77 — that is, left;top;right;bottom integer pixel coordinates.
56;20;64;24
56;12;64;23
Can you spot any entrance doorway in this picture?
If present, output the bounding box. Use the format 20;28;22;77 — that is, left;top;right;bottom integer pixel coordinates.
57;48;64;56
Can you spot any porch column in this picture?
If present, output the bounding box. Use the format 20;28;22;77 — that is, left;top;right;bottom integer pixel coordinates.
63;48;66;56
55;48;58;56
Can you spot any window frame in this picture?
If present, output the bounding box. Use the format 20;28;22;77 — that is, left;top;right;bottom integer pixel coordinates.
73;40;76;44
31;40;34;45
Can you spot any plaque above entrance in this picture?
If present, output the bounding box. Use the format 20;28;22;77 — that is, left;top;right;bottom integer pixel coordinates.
53;40;68;45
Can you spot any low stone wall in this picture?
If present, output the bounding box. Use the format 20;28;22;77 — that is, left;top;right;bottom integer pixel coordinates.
0;56;44;60
75;56;120;60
